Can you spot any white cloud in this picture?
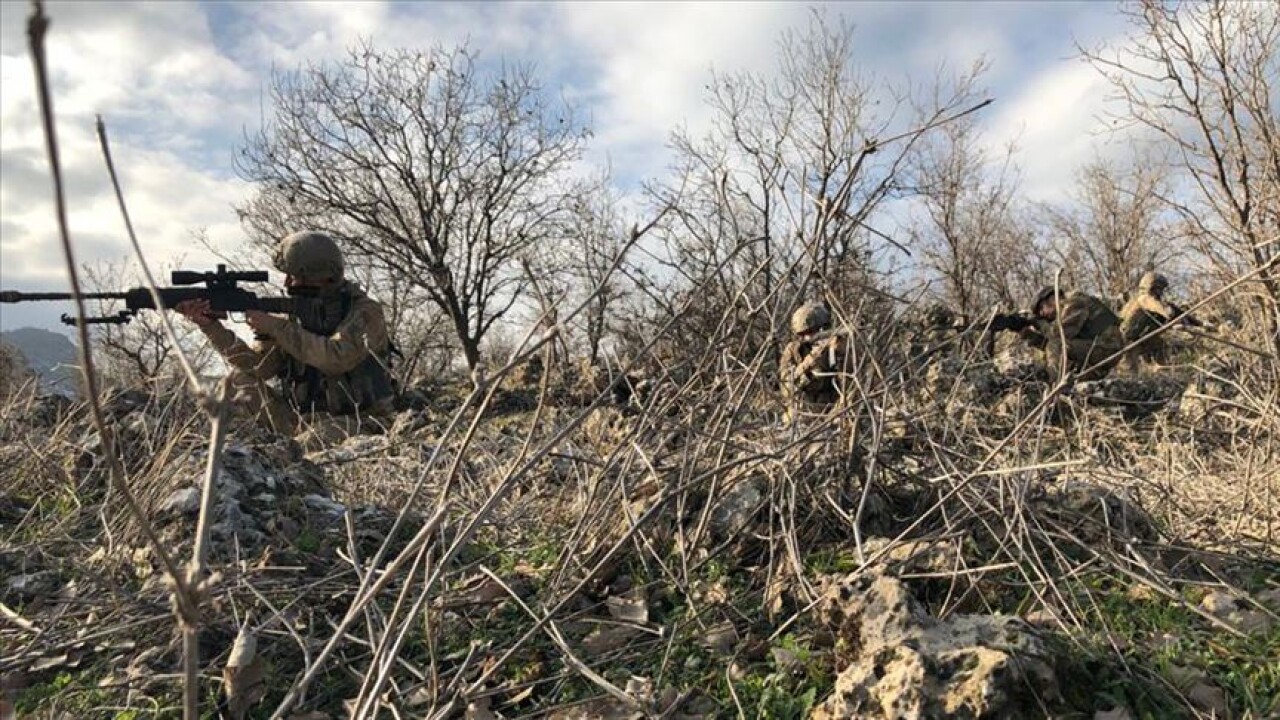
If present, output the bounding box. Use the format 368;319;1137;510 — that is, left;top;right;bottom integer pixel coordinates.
0;2;255;333
1;0;1146;334
552;2;808;183
982;59;1114;202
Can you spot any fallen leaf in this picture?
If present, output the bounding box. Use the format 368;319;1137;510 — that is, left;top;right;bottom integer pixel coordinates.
503;685;534;705
1186;681;1229;717
466;695;499;720
771;647;800;673
625;675;654;705
405;686;435;708
222;626;266;720
582;624;641;657
606;594;648;624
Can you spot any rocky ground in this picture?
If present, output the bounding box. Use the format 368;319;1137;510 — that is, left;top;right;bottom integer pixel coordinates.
1;352;1277;719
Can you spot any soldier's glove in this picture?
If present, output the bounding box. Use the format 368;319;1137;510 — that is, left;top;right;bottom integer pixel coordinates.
799;339;836;374
792;356;820;387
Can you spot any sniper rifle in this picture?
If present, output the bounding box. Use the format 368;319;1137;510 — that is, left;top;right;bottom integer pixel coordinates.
1;264;318;326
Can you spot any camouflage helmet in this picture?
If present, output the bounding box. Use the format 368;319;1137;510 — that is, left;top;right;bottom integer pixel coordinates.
272;231;344;279
1138;271;1168;294
922;302;954;328
1032;286;1058;314
790;302;832;335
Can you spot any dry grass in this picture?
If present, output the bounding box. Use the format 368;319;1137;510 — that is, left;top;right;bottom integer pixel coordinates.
2;296;1278;719
3;5;1276;717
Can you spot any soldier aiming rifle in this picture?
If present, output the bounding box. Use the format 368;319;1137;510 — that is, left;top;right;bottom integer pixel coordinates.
175;231;397;451
1119;272;1204;372
973;287;1124;381
780;301;852;420
3;231;398;451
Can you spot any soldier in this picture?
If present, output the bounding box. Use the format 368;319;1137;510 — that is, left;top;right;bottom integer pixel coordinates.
176;231;396;451
1119;271;1200;372
1022;286;1124;381
779;301;849;419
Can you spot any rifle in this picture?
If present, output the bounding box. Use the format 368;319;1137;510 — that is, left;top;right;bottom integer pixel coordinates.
977;312;1040;357
1;264;316;326
1166;301;1205;329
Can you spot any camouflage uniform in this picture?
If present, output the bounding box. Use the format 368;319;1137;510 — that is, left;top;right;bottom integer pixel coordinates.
196;232;396;451
908;302;963;366
1026;289;1124;381
1119;272;1180;371
780;302;850;420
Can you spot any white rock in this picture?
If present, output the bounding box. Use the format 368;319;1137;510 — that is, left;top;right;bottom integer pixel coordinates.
303;494;347;517
160;487;200;515
1199;591;1239;617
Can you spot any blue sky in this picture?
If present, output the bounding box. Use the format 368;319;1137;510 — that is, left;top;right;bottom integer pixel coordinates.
0;1;1133;333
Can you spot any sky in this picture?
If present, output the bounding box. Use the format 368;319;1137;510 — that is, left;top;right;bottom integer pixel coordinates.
0;0;1135;334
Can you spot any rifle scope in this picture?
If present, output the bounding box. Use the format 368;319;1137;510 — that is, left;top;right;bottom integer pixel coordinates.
171;264;269;286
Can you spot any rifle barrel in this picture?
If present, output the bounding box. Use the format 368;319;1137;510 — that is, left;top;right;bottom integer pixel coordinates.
1177;326;1275;359
0;290;127;302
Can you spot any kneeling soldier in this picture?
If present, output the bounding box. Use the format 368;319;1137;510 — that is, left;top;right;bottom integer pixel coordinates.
780;302;850;420
178;231;395;450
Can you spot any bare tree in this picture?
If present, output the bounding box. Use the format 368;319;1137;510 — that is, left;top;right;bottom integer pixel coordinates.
643;10;994;366
518;256;568;371
549;173;638;366
1082;0;1280;351
1044;154;1183;303
983;210;1057;312
904;77;1028;318
236;41;588;371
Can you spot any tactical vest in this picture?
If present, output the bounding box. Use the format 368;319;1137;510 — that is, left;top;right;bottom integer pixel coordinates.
278;285;395;415
1076;297;1121;341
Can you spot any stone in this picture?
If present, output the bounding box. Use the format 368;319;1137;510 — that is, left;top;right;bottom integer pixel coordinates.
1074;377;1185;417
1186;682;1229;718
159;487;201;516
1228;609;1273;635
1024;608;1061;628
30;394;74;427
811;571;1056;719
1163;664;1231;714
1199;591;1238;617
303;494;347;518
709;472;765;540
701;623;738;656
4;571;60;603
861;537;957;575
1038;481;1159;545
1257;588;1280;607
104;389;151;417
1125;584;1157;602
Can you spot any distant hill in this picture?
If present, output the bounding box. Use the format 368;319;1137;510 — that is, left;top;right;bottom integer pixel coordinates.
0;327;79;394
